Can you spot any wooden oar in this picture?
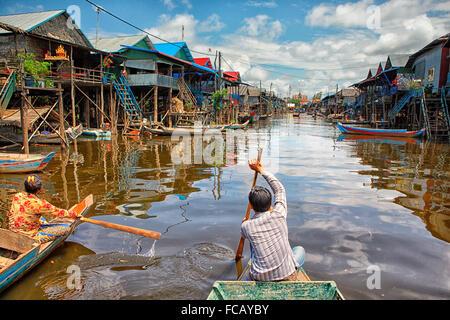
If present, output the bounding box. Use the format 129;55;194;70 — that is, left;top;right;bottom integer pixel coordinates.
235;147;263;261
71;216;161;240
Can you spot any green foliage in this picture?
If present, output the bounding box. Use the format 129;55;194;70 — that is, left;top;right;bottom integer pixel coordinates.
211;89;228;111
17;52;53;86
288;98;301;107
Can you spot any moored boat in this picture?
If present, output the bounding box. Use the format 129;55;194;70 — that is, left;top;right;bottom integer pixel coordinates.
337;134;420;145
337;122;425;138
228;120;250;129
0;124;83;145
0;195;93;293
0;152;55;174
144;124;225;136
82;128;111;137
207;259;344;300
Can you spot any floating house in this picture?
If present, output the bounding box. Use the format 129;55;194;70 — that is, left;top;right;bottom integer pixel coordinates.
348;33;450;140
0;9;125;151
405;33;450;94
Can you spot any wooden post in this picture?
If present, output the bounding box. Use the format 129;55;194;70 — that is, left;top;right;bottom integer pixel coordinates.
20;92;29;154
153;63;158;123
169;64;173;106
100;54;104;127
57;81;67;149
168;65;173;128
84;91;90;129
70;46;76;127
110;84;117;135
19;60;29;154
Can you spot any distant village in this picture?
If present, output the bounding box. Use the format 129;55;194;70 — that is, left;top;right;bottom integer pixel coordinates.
0;8;448;152
309;34;450;141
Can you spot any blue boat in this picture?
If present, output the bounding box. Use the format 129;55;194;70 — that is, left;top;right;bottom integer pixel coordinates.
0;195;93;293
82;129;111;137
0;152;55;174
337;122;425;138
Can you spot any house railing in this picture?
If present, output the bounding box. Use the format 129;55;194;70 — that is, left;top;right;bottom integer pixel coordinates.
126;73;178;89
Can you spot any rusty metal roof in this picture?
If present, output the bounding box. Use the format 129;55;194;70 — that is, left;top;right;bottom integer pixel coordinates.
0;10;65;34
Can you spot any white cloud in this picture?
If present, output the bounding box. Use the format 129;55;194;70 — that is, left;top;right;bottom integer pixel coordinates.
239;15;284;40
305;0;372;28
245;1;278;8
161;0;192;11
146;14;199;43
144;1;450;98
198;14;225;33
6;3;44;14
162;0;176;10
181;0;193;9
243;65;271;81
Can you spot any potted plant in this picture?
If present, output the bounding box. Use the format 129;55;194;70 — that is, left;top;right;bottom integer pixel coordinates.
17;52;52;87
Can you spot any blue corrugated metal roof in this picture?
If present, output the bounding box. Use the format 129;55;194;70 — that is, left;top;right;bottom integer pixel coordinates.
153;42;194;63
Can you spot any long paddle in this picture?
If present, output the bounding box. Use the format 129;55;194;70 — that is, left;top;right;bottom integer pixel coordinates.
234;147;263;261
68;196;161;240
77;217;161;240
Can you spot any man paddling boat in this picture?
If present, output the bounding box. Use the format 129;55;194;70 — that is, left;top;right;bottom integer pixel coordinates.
241;158;306;281
8;174;82;243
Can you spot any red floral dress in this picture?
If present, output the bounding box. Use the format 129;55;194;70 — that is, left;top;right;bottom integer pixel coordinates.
8;192;78;237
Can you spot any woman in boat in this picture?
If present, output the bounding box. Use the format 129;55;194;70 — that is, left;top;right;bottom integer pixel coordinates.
241;159;306;281
8;174;82;243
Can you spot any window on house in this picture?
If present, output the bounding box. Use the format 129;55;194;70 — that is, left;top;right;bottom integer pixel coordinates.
414;60;425;79
426;66;435;82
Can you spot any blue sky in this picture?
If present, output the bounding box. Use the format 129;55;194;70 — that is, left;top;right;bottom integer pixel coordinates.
1;0;449;97
0;1;322;42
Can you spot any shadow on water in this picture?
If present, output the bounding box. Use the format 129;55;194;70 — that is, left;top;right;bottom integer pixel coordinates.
1;114;450;300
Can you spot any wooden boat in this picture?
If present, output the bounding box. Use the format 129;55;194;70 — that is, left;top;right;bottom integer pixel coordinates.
337;122;425;138
0;152;55;174
0;125;83;145
82;128;111;137
31;124;83;145
0;195;93;293
207;260;344;300
228;120;250;129
337;134;420;146
174;124;228;130
144;124;225;136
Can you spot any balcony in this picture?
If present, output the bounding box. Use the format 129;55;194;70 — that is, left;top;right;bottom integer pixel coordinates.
126;73;179;89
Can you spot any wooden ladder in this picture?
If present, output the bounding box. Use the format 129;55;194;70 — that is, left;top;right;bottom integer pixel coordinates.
177;78;197;107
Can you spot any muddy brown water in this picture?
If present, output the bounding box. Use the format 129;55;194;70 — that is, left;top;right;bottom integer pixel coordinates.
0;115;449;300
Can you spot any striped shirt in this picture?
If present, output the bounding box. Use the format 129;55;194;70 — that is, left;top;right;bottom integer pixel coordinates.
241;171;298;281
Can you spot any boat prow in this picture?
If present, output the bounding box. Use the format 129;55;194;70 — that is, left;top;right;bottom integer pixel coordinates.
0;195;93;293
229;120;250;129
207;259;344;300
0;152;55;174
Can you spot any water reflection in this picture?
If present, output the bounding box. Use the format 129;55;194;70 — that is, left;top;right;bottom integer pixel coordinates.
1;115;449;300
344;137;449;243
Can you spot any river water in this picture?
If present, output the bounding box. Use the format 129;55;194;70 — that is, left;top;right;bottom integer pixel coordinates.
0;114;449;300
